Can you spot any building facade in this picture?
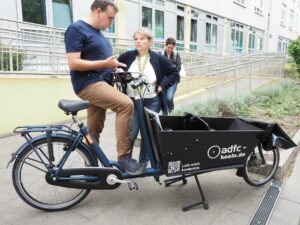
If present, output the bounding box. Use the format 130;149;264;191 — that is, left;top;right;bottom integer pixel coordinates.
1;0;299;54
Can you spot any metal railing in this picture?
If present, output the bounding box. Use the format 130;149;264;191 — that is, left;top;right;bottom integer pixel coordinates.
0;18;217;74
0;17;285;102
177;52;285;101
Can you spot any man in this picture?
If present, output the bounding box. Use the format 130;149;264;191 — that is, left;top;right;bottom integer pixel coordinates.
64;0;142;175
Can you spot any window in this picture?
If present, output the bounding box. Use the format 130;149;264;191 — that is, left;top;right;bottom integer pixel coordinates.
248;33;255;52
142;6;152;30
22;0;47;25
177;16;184;41
191;9;200;18
277;36;289;53
190;19;197;42
234;0;246;6
176;43;184;51
205;15;218;52
155;10;164;39
156;0;164;6
277;40;282;52
107;22;115;33
258;37;263;51
254;0;263;15
177;5;185;12
280;3;287;26
231;22;244;53
52;0;72;28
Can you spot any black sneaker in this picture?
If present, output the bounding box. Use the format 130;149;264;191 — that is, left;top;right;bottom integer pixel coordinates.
118;157;145;175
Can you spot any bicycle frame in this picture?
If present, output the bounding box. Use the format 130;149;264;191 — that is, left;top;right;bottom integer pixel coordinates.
10;100;164;183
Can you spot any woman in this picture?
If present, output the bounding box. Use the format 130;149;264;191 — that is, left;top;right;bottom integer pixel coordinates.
163;37;182;113
118;29;179;167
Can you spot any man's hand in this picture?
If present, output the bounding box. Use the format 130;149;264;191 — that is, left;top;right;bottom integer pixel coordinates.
115;68;124;73
105;55;127;69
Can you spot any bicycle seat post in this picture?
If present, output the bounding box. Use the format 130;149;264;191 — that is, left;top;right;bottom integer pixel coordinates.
72;115;83;127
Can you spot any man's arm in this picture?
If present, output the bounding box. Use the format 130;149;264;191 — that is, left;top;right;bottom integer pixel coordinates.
67;53;126;71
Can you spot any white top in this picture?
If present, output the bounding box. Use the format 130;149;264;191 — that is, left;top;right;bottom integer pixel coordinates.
127;55;157;98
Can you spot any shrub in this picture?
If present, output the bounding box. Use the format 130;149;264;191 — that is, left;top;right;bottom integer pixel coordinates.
0;46;24;71
287;37;300;75
173;78;299;120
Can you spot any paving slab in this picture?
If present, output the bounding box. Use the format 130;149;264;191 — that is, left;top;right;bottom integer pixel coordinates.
0;112;299;225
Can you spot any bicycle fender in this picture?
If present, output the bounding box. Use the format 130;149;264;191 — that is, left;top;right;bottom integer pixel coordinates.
6;134;97;168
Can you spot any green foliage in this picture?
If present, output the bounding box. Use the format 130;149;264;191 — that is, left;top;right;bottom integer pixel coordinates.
284;63;299;79
0;46;24;71
288;37;300;74
173;79;300;123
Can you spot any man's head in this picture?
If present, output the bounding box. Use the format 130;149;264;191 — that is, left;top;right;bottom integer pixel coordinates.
90;0;118;30
165;37;176;55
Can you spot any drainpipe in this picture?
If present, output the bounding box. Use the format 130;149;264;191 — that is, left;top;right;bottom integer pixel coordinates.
222;18;228;56
184;5;191;52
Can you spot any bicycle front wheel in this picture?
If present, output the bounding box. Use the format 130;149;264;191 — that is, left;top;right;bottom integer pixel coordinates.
12;136;96;211
242;143;280;186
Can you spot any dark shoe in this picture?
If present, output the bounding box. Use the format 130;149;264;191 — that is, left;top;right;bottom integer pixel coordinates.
139;162;148;172
118;157;145;175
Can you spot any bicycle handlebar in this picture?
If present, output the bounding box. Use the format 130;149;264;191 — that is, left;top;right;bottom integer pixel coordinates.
112;72;150;89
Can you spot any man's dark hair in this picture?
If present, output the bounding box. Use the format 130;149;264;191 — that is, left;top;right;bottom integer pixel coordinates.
165;37;176;46
91;0;118;12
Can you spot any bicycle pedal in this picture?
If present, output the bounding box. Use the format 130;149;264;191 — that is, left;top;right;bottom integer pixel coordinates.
128;182;138;191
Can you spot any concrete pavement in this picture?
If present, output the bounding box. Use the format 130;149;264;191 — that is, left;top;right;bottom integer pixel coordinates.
0;111;299;225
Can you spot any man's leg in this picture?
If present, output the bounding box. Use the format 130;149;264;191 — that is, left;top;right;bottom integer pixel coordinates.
86;104;106;143
130;108;140;150
78;81;133;160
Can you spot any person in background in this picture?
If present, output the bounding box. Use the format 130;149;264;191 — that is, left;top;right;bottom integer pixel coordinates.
118;29;179;167
163;37;181;113
64;0;143;175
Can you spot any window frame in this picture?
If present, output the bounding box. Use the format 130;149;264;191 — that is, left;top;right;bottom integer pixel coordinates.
141;6;153;30
21;0;47;25
231;22;244;53
155;9;164;39
205;14;218;52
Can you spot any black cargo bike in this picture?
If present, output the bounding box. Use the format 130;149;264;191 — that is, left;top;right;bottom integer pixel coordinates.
8;72;296;212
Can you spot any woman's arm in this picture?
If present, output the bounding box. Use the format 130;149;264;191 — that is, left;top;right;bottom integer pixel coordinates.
159;55;180;89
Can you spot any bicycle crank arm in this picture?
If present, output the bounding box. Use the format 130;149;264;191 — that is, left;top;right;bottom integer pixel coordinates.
107;174;138;190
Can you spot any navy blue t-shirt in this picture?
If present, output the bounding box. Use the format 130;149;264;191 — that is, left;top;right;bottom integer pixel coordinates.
65;20;113;94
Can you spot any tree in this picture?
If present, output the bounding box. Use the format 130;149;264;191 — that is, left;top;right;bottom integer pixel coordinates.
287;37;300;74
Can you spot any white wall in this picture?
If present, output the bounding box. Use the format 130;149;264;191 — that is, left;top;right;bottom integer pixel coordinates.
176;0;268;30
267;0;300;51
0;0;18;20
72;0;93;21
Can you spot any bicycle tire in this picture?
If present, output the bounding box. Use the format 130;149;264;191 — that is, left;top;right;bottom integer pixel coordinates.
12;136;97;211
242;143;279;186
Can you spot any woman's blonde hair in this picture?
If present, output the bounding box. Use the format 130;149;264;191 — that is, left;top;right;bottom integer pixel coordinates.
133;28;153;41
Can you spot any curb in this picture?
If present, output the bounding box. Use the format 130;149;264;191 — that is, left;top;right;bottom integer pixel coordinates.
274;129;300;180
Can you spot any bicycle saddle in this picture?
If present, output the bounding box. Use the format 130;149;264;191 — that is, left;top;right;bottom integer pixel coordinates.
58;99;90;115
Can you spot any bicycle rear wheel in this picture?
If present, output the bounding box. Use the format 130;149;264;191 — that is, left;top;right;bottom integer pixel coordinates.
242;143;279;186
12;136;96;211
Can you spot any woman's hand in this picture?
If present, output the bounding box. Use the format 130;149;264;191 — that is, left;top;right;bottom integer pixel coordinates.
156;85;163;93
115;68;124;73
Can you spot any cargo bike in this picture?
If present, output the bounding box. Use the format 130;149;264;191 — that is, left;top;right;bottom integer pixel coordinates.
8;72;296;212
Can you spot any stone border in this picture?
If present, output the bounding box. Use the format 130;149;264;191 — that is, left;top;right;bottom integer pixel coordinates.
274;129;300;180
